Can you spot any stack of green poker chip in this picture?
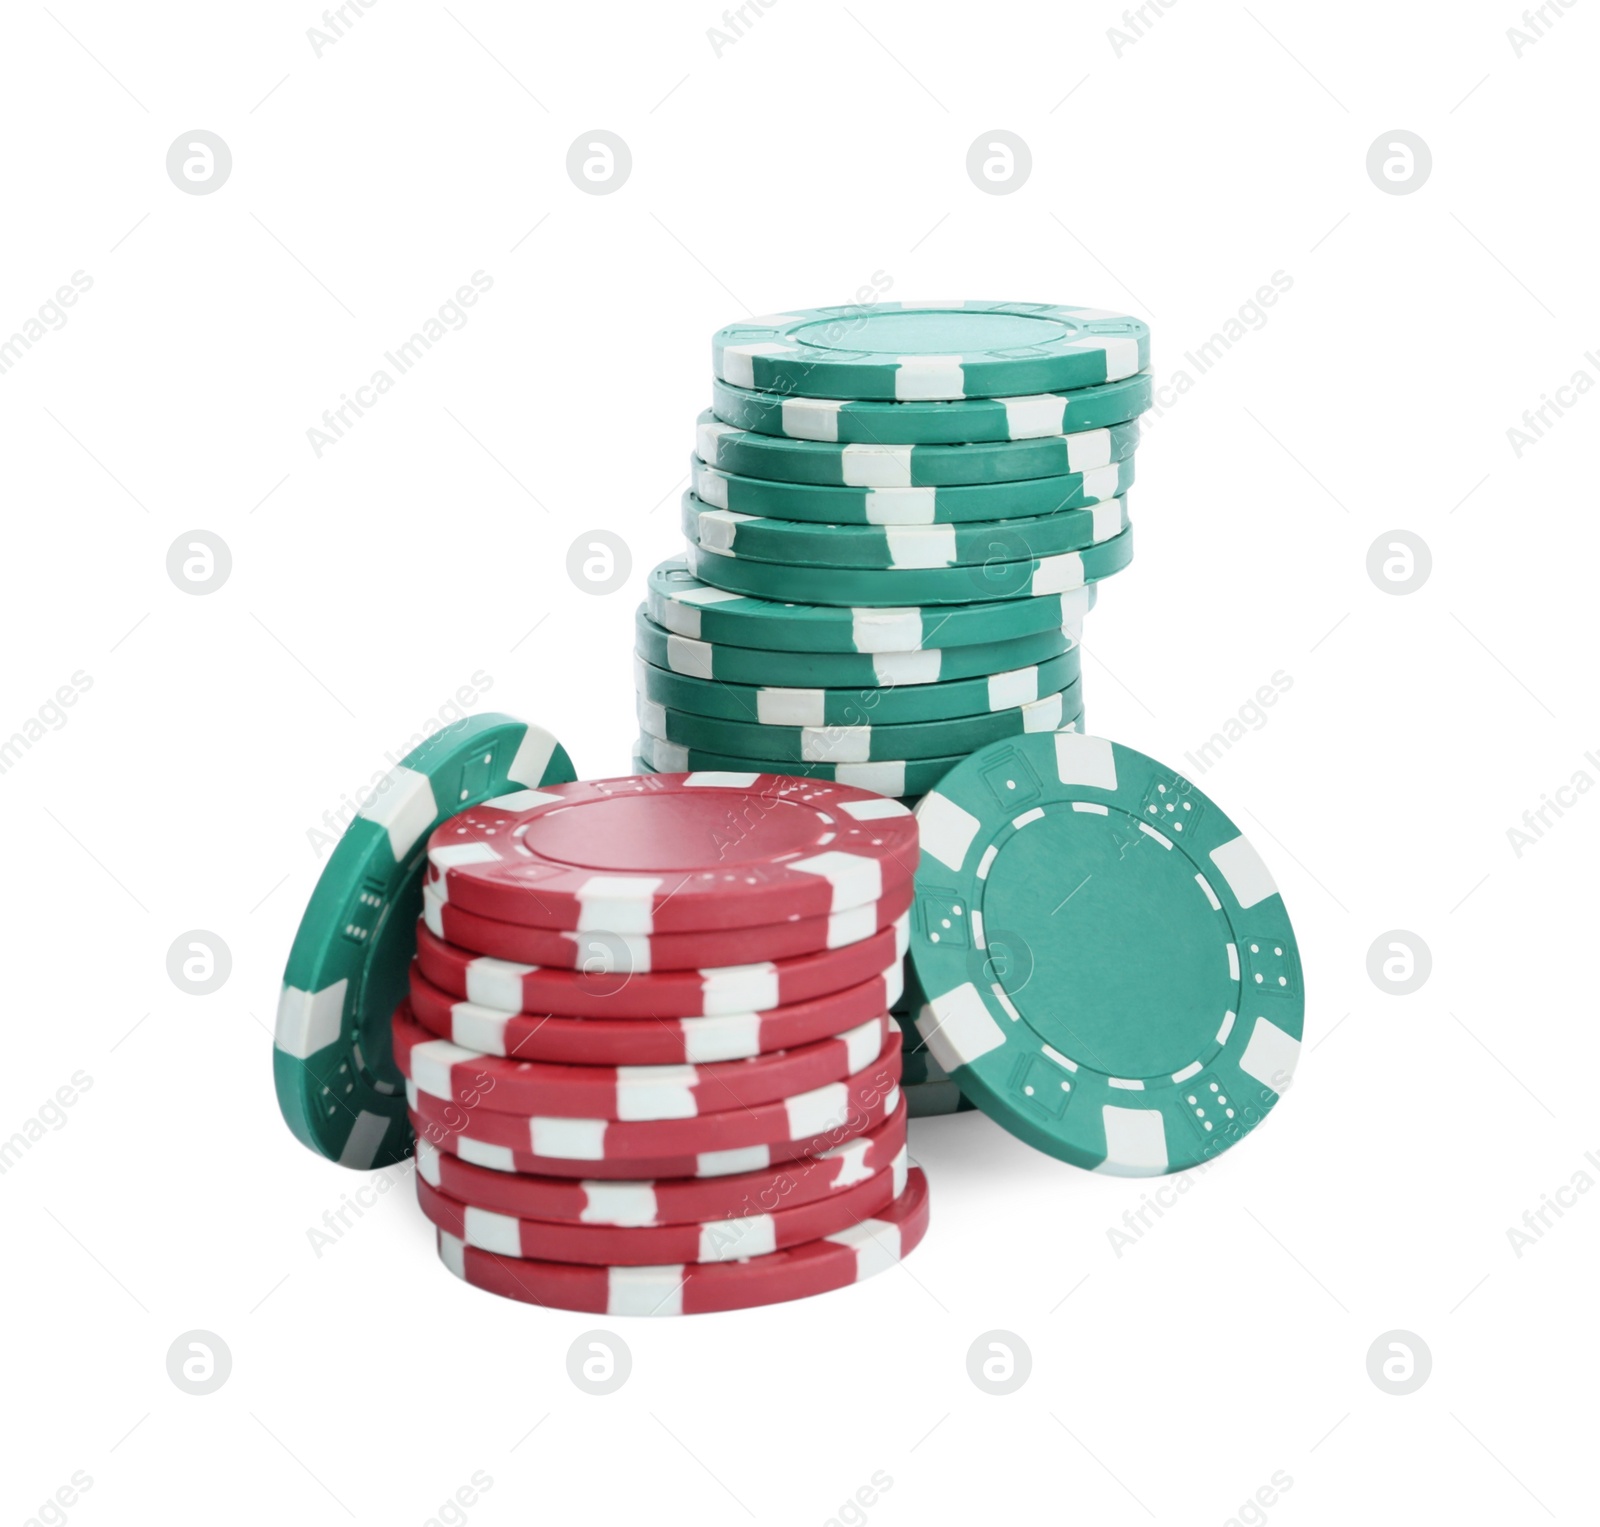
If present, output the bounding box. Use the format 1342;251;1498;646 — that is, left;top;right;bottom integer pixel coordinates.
637;302;1156;1121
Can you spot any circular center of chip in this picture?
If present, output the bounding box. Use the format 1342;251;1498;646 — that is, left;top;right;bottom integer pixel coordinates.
791;309;1071;356
523;792;830;871
980;807;1235;1079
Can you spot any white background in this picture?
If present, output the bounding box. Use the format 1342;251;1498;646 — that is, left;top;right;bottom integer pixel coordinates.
1;2;1595;1524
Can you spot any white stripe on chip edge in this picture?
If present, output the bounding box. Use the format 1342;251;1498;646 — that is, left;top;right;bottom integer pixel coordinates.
581;1182;660;1227
840;443;915;488
852;607;925;652
360;764;437;861
1054;730;1117;787
790;850;885;909
1097;1105;1169;1176
1002;394;1068;438
663;631;715;679
918;983;1004;1071
838;795;911;822
915;791;981;872
574;875;669;934
884;524;958;569
781;396;843;442
1209;834;1280;909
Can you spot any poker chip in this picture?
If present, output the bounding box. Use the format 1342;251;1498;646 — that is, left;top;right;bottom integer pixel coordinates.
682;489;1130;568
392;1000;891;1120
635;735;982;801
405;1029;903;1159
634;649;1083;727
414;914;909;1019
710;370;1153;444
908;732;1303;1174
414;1145;908;1264
712;301;1148;399
420;874;914;969
406;959;903;1065
638;685;1083;764
694;409;1139;486
633;606;1085;689
412;1099;908;1223
683;525;1133;607
411;1076;900;1180
273;714;576;1170
436;1165;931;1314
425;773;917;932
648;558;1097;654
692;456;1135;525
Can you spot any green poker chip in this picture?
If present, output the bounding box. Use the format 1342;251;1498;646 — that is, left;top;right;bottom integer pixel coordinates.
909;732;1303;1175
712;301;1150;401
683;490;1129;570
647;558;1098;653
692;455;1136;526
274;713;576;1169
634;606;1087;689
684;524;1133;608
695;411;1138;487
635;733;969;800
634;647;1082;727
710;371;1153;445
637;686;1083;764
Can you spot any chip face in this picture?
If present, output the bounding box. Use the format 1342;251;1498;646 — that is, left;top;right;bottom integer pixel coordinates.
273;714;576;1169
907;732;1304;1176
711;301;1150;401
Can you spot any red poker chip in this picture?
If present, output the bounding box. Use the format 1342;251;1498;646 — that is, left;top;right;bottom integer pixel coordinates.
420;875;913;970
393;1000;890;1120
425;774;918;933
415;1146;907;1265
411;1099;908;1224
434;1167;931;1315
409;1083;900;1182
405;1034;903;1161
413;914;908;1019
406;960;903;1065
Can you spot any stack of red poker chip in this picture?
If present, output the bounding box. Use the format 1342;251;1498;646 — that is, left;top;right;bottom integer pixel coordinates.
393;771;931;1316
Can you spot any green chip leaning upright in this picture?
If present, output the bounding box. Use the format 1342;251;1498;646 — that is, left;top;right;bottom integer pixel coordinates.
908;732;1303;1175
274;713;577;1169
